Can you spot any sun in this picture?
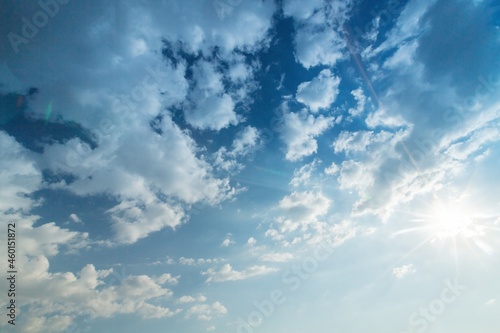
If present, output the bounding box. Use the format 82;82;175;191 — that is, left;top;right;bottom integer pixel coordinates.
392;188;500;261
395;193;490;242
427;201;477;240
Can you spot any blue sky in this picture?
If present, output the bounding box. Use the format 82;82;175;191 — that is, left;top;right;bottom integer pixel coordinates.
0;0;499;332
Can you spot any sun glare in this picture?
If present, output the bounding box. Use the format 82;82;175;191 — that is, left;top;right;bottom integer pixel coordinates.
428;202;476;239
394;192;498;246
391;192;500;266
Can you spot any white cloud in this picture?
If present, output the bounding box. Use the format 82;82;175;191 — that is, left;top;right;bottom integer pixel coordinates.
0;133;89;258
338;160;375;192
260;252;294;263
108;200;185;245
0;132;42;212
290;159;319;187
185;302;228;321
178;295;207;304
348;88;367;116
179;257;196;266
340;0;500;222
247;237;257;246
220;238;234;247
365;106;409;129
279;105;335;161
220;233;235;247
333;129;424;219
276;191;331;233
178;295;196;303
444;126;499;161
40;113;237;244
265;229;284;241
0;257;180;332
185;60;239;130
0;134;140;333
392;264;416;279
1;0;277;249
485;299;496;306
282;0;324;21
231;126;261;156
178;257;225;266
296;69;340;112
294;27;345;69
283;0;352;68
213;126;262;172
365;0;436;59
69;213;82;224
324;162;339;175
333;130;393;155
202;264;277;283
382;41;419;70
155;273;180;285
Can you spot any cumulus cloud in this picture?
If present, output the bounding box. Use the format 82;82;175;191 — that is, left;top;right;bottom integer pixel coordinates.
283;0;352;68
296;69;340;112
295;29;345;69
231;126;262;156
39;113;237;244
0;132;89;258
1;256;180;332
184;60;239;130
220;238;234;247
247;237;257;246
0;1;279;330
213;125;262;172
324;162;339;175
279;104;335;161
0;131;42;212
178;257;225;266
178;295;196;303
185;302;228;321
220;233;235;247
348;88;367;116
108;199;185;245
276;191;331;233
155;273;180;285
0;0;277;248
290;159;319;187
201;264;278;283
260;252;294;263
178;295;207;304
